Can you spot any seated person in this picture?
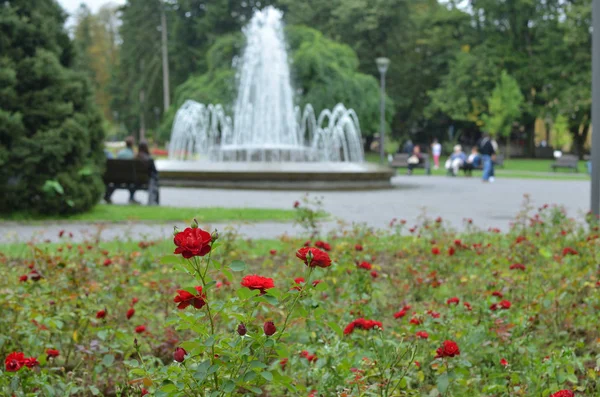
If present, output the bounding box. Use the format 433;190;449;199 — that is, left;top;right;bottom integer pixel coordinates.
407;145;423;175
445;145;466;176
463;147;482;176
104;136;140;204
137;140;160;205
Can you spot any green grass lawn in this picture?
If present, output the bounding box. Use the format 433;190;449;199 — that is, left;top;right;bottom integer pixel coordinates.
366;152;589;180
1;204;300;224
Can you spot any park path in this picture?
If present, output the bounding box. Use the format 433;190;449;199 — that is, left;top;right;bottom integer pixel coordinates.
0;175;590;244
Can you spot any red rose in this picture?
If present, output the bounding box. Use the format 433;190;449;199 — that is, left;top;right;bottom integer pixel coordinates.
269;249;277;255
280;357;288;370
141;388;149;396
358;262;372;270
263;321;277;336
311;279;322;287
173;227;212;258
135;325;146;333
409;317;422;325
293;201;300;208
492;291;503;298
127;307;135;319
343;318;383;335
562;247;578;256
173;347;187;362
103;258;112;266
46;349;60;358
132;297;139;305
24;357;39;368
174;286;207;309
435;340;460;358
500;358;508;366
416;331;429;339
29;270;41;281
490;303;498;311
355;244;363;251
446;297;460;305
499;300;511;310
300;350;318;362
550;391;574;397
448;247;455;256
5;352;25;372
509;263;526;271
19;275;27;282
96;309;107;319
463;302;472;311
241;275;274;295
296;247;332;268
294;277;305;284
431;247;440;255
370;271;378;278
394;309;407;319
237;323;247;336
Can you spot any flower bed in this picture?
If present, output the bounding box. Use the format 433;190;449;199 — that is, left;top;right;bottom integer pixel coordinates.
1;203;599;396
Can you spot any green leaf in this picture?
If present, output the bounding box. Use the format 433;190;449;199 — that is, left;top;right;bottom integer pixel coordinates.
249;360;267;369
102;354;115;367
437;373;449;394
328;321;343;338
229;260;246;272
42;180;64;195
261;294;278;305
89;386;100;396
539;247;552;258
261;371;273;381
248;386;263;394
222;380;235;393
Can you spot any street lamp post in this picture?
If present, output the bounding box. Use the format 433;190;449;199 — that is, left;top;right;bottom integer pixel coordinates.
376;57;390;165
592;0;600;216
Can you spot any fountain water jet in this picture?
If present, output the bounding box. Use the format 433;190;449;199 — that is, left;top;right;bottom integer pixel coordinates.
168;6;364;163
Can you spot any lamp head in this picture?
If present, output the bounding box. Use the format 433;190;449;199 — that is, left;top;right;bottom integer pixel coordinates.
376;57;390;74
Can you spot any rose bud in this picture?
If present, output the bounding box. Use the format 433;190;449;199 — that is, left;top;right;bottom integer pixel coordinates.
127;307;135;320
173;347;187;363
237;323;247;336
263;321;276;336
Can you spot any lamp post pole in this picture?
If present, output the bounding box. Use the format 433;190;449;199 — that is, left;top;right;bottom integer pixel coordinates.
592;0;600;216
376;58;390;165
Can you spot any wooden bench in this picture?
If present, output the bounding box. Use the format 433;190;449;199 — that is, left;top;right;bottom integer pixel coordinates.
459;154;505;176
390;153;431;175
551;154;579;172
103;159;160;205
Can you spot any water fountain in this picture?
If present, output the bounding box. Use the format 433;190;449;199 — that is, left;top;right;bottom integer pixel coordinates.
157;6;393;189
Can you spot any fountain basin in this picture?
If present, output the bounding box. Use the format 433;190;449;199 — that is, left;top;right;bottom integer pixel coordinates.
156;160;394;190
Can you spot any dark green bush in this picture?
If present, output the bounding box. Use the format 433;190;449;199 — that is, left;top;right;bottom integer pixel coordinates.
0;0;105;215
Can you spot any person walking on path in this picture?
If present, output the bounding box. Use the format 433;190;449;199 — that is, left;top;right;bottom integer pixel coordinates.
478;133;496;183
431;139;442;170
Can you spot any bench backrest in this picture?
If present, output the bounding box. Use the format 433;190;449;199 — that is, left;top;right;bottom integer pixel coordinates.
103;159;151;185
555;154;578;166
390;153;410;167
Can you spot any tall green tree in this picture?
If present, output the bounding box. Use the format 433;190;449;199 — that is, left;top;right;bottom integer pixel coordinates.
0;0;105;215
482;70;524;157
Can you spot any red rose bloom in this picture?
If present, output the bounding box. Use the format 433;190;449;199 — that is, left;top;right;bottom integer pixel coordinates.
416;331;429;339
499;300;511;310
19;275;27;282
431;247;440;255
500;358;508;367
300;350;318;362
370;271;378;278
448;246;455;256
280;357;288;370
492;291;503;298
103;258;112;266
127;307;135;319
241;275;275;295
263;321;277;336
24;357;39;368
173;347;187;362
141;388;149;396
269;249;277;255
135;325;146;333
46;349;60;358
510;263;526;271
343;318;383;335
394;309;407;319
409;317;422;325
173;227;212;258
358;262;372;270
296;247;332;268
447;297;460;305
463;302;472;311
312;279;322;287
96;309;107;319
550;391;574;397
294;277;305;284
174;286;207;309
435;340;460;358
293;201;300;208
5;352;25;372
355;244;363;251
29;270;41;281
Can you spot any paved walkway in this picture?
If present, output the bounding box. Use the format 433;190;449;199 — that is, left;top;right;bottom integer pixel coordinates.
0;176;589;243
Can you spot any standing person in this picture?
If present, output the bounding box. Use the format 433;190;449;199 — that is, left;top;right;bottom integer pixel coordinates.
478;133;496;183
136;140;160;205
431;138;442;170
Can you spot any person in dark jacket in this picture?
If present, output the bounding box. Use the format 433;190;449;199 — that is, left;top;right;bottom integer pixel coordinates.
137;141;160;205
478;133;496;182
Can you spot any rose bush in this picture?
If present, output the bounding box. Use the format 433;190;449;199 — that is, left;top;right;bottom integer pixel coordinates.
0;201;598;395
